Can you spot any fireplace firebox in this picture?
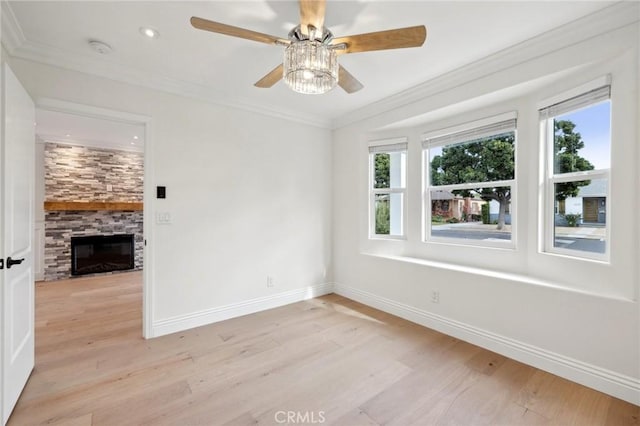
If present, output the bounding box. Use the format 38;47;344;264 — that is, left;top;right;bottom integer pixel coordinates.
71;234;135;276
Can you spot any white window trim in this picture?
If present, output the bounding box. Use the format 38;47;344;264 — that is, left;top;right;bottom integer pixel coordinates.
428;180;514;192
422;111;517;143
422;115;517;249
368;139;408;240
540;93;612;262
537;75;611;111
368;137;408;149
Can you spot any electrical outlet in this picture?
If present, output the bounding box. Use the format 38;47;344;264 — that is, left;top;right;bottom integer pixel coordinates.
267;276;275;288
431;290;440;304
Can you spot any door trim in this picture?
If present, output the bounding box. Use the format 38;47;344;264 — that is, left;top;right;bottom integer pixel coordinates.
35;98;155;339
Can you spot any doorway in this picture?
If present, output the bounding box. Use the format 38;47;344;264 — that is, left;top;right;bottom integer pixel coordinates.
583;197;606;224
34;99;153;337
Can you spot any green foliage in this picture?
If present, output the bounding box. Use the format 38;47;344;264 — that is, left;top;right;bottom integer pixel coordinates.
375;198;390;234
481;203;490;224
446;217;460;224
431;133;514;229
563;213;582;227
554;120;594;200
430;134;515;187
432;215;445;224
374;153;390;189
374;153;391;234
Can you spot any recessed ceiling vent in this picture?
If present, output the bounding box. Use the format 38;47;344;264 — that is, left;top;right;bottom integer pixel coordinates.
88;40;112;55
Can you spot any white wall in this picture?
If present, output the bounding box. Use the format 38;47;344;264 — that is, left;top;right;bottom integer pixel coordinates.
8;56;332;335
564;197;582;216
33;137;44;281
332;14;639;404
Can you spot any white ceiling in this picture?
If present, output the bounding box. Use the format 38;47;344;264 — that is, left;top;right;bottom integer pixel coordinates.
3;1;617;129
36;109;145;152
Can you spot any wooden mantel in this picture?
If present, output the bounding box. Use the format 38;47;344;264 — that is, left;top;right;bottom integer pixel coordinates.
44;201;143;212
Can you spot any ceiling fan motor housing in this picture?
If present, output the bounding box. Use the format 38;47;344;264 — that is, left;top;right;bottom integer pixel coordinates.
288;24;333;43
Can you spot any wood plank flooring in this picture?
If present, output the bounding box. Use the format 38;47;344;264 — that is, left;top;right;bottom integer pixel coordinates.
8;272;639;425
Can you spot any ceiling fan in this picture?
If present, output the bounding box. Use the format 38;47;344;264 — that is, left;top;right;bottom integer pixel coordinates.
190;0;427;95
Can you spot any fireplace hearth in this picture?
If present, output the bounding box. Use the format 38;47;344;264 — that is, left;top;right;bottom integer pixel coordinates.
71;234;135;276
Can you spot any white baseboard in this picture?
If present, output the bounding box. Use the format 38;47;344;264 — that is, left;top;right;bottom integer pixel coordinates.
334;283;640;406
151;282;334;338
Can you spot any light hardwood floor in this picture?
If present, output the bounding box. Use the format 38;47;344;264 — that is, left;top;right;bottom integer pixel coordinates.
8;272;639;425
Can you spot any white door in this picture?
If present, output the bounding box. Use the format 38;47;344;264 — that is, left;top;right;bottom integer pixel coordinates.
1;63;35;425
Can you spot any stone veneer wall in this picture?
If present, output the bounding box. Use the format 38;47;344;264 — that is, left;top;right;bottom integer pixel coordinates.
44;143;144;281
44;211;143;281
45;143;143;202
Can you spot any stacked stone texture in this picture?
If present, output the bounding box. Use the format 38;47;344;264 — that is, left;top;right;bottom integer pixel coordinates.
44;143;144;281
45;143;143;202
44;211;143;281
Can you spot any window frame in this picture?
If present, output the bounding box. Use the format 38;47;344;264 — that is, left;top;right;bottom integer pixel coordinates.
539;85;611;262
368;139;408;240
422;113;517;249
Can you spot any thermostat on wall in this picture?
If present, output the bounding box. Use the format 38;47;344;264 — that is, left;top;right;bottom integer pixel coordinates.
156;186;166;199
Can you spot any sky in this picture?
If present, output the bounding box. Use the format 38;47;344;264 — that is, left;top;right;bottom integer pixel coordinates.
555;100;611;170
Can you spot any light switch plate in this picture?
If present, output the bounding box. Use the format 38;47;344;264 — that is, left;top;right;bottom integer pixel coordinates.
157;212;171;224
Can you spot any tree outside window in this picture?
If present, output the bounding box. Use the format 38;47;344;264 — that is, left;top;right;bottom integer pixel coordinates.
540;86;611;259
369;142;407;238
423;117;516;247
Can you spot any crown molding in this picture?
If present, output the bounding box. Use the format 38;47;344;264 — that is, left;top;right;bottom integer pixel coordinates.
1;1;26;52
332;1;640;129
0;2;331;129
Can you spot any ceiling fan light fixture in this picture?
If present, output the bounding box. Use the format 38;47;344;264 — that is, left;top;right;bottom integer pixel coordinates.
283;40;338;95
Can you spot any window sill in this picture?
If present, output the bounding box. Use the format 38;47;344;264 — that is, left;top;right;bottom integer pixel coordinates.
369;235;407;241
361;252;632;302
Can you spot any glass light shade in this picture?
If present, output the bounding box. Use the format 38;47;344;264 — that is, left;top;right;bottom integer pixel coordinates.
283;41;338;94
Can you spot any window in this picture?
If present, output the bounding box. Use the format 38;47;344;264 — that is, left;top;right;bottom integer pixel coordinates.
540;85;611;260
369;140;407;238
423;116;516;247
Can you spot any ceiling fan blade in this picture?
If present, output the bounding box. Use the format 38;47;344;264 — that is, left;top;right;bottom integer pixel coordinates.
190;17;288;46
254;64;284;88
299;0;326;35
331;25;427;54
338;66;364;94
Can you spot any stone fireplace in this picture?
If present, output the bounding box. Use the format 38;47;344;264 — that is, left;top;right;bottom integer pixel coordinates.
45;210;143;281
43;143;143;281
